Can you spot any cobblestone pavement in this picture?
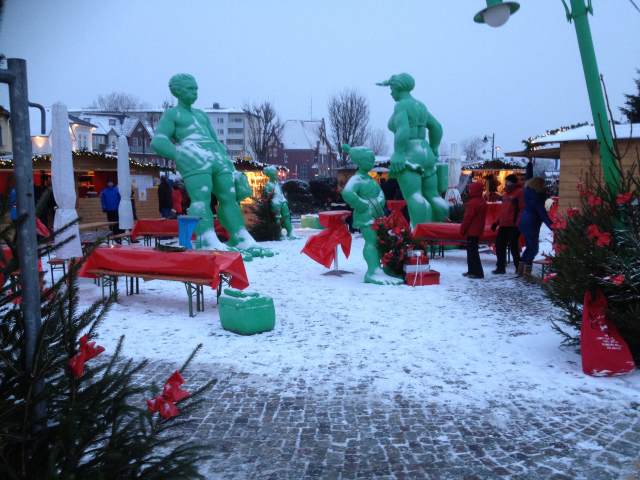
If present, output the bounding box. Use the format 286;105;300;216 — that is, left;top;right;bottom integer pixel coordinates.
137;363;640;480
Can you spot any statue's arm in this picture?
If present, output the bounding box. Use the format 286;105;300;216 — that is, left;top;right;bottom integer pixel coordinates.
150;111;177;160
426;111;443;158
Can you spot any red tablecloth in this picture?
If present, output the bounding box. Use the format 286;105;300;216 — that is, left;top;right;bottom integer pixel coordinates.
302;210;352;268
413;223;498;245
130;218;229;242
78;246;249;290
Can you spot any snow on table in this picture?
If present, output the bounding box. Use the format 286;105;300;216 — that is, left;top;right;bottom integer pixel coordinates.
79;225;639;407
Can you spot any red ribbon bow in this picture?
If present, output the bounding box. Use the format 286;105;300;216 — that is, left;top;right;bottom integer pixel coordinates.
147;370;191;419
68;334;105;378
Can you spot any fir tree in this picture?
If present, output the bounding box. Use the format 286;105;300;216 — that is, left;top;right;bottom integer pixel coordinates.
0;221;214;478
248;195;283;241
620;68;640;123
544;151;640;361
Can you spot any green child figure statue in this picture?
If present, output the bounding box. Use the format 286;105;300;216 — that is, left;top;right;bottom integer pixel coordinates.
377;73;449;228
151;73;267;255
340;144;404;286
263;165;295;239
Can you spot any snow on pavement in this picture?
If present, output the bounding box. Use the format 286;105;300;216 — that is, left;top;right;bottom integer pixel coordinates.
80;227;639;408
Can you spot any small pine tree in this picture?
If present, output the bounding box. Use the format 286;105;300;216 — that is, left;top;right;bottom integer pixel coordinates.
544;154;640;361
248;195;282;241
0;222;214;478
620;69;640;123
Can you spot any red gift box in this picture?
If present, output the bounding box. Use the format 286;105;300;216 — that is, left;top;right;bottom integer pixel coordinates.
403;250;430;274
405;270;440;286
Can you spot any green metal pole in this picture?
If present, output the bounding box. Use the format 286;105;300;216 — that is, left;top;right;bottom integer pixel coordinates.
568;0;620;193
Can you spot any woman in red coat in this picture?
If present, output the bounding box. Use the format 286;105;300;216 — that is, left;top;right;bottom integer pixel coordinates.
460;182;488;279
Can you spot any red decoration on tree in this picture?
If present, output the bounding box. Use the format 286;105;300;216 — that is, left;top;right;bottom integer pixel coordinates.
68;334;105;378
580;289;635;376
605;274;626;286
542;273;558;283
616;192;633;205
146;370;191;420
586;224;611;247
587;194;603;207
552;218;567;231
566;207;580;218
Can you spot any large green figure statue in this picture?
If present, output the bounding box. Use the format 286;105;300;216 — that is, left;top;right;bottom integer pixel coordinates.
151;73;263;252
377;73;449;228
263;165;295;239
341;145;403;285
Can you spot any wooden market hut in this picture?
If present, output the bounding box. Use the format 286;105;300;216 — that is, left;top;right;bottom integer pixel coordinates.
506;123;640;212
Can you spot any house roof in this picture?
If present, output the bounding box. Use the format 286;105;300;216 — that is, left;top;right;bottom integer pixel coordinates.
532;123;640;145
281;120;324;150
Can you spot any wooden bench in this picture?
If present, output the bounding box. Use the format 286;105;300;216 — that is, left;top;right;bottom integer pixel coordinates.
88;268;231;317
107;232;132;245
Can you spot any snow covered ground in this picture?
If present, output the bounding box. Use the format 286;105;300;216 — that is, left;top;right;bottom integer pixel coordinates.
72;225;639;409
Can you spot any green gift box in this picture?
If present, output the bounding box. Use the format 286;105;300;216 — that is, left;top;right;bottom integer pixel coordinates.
219;289;275;335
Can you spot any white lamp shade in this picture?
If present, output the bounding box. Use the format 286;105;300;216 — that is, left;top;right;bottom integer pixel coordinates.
483;4;511;27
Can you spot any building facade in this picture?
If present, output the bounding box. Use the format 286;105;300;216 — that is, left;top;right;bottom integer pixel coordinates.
266;119;335;180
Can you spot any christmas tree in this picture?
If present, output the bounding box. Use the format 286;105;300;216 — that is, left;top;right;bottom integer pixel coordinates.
544;149;640;361
0;221;214;478
248;195;283;241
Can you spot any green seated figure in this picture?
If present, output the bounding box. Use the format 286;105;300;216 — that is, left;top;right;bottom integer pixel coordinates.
341;144;404;285
263;166;295;239
151;73;268;256
377;73;449;228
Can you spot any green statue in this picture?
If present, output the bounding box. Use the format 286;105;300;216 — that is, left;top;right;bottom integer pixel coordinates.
377;73;449;228
151;73;265;254
263;165;295;239
341;144;403;285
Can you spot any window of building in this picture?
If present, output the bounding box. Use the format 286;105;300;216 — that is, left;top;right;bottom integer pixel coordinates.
227;128;244;134
232;118;243;124
109;119;116;126
217;118;224;124
226;139;244;145
217;129;224;135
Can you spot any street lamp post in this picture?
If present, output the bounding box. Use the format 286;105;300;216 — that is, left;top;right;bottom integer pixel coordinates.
474;0;621;193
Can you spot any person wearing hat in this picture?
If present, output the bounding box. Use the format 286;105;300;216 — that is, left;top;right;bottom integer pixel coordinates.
377;73;448;228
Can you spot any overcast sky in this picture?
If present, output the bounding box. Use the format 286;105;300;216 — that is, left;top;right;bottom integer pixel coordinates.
1;0;638;153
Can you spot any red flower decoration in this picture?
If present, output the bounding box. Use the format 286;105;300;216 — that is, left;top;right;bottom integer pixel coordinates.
147;370;191;420
552;218;567;231
586;224;611;247
616;192;633;205
542;273;557;283
610;274;625;286
566;207;580;218
68;334;105;378
553;243;566;254
587;194;603;207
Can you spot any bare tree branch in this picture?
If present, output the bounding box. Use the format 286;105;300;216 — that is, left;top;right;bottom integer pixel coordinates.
366;128;389;156
90;92;147;113
461;136;484;162
243;101;284;163
327;89;370;165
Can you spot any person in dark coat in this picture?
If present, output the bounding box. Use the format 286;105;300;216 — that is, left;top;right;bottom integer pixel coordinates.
460;181;487;279
525;159;534;180
158;176;173;218
172;182;184;216
491;174;524;274
518;177;552;278
100;181;122;236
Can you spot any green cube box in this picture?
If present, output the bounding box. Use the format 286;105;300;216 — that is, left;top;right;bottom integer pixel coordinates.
219;290;275;335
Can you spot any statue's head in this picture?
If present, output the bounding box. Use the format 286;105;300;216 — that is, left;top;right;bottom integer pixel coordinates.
169;73;198;105
264;165;278;180
342;144;375;172
376;73;415;101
